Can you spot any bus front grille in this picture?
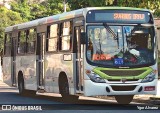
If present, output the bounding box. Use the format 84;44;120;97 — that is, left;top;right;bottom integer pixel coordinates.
107;79;139;82
111;85;137;91
101;70;146;76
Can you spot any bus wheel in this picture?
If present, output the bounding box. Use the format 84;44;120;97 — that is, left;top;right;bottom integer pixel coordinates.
18;77;36;96
115;95;134;104
59;74;79;101
59;75;70;98
18;77;25;95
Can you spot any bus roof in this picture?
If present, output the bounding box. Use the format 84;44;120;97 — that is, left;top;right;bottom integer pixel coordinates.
5;7;150;33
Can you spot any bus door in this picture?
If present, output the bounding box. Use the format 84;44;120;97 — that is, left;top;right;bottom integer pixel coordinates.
36;33;45;90
75;26;84;93
11;37;17;86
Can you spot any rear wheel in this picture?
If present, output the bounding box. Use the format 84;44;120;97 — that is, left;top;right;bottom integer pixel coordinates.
115;95;134;104
18;76;36;96
18;77;25;95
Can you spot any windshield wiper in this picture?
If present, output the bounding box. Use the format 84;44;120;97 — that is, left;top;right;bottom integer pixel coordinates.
103;23;117;40
103;23;119;49
97;33;103;54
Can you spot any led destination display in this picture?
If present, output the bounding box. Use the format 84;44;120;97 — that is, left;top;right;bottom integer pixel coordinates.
87;10;152;23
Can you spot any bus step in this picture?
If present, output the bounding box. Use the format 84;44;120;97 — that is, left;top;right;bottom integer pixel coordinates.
12;84;17;87
37;89;45;93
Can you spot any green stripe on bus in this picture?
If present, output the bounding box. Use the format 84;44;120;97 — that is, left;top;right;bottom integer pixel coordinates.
93;67;153;80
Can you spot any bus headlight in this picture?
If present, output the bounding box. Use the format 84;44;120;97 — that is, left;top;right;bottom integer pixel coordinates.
141;72;155;83
86;70;106;83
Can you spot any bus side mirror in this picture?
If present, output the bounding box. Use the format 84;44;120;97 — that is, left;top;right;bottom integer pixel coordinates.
81;32;86;44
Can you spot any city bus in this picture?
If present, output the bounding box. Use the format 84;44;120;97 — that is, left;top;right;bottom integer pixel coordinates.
2;7;158;104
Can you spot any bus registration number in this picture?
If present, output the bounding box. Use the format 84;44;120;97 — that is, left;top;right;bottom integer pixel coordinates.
114;58;124;65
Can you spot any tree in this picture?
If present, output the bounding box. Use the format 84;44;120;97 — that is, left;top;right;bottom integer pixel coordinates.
30;0;69;20
67;0;90;10
30;3;48;19
67;0;160;17
0;6;23;51
10;0;32;21
11;0;70;20
41;0;70;16
117;0;160;17
88;0;114;6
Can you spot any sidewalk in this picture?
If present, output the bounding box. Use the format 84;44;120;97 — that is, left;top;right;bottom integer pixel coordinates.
134;95;160;104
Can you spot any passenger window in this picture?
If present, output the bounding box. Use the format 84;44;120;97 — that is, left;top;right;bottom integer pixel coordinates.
17;31;26;54
4;34;11;56
60;21;72;51
27;29;36;53
46;24;58;52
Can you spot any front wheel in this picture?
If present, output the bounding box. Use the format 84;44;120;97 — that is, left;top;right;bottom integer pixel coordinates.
59;75;79;101
59;76;70;98
115;95;134;104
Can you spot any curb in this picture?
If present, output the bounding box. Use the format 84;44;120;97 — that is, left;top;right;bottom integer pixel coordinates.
149;97;160;105
96;95;160;105
150;97;160;100
132;96;160;105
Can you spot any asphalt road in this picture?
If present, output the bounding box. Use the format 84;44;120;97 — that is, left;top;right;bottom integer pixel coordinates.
0;81;159;113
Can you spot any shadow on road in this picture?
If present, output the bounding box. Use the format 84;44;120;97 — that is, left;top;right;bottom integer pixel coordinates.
19;93;116;105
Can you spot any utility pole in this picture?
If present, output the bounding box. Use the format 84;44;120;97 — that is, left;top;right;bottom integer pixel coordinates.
63;0;67;12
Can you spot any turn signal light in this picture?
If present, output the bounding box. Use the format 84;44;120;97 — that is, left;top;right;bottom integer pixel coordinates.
86;70;91;75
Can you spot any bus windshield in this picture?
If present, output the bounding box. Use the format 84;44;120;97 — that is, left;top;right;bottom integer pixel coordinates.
86;25;155;67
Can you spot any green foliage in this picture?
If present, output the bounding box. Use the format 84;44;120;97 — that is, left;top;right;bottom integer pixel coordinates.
117;0;160;17
67;0;160;17
0;6;23;51
154;9;160;18
88;0;114;6
31;0;70;20
67;0;90;10
30;3;48;19
11;0;32;21
67;0;114;9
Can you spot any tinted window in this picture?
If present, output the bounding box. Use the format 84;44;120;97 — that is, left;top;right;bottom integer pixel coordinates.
17;31;26;54
4;34;11;56
46;24;58;52
60;21;72;51
27;29;36;53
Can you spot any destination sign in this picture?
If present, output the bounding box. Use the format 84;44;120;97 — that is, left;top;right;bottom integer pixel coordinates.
114;13;145;20
87;10;153;24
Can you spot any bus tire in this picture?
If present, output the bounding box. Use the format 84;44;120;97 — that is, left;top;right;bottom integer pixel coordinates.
59;73;79;101
18;75;36;96
18;76;25;95
115;95;134;104
59;74;69;98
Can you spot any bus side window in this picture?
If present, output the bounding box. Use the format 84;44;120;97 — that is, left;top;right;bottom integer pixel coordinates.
17;31;26;54
26;29;36;53
4;34;11;56
60;21;72;51
46;24;58;52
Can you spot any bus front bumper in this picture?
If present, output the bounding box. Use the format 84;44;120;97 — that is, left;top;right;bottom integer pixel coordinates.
84;79;157;96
